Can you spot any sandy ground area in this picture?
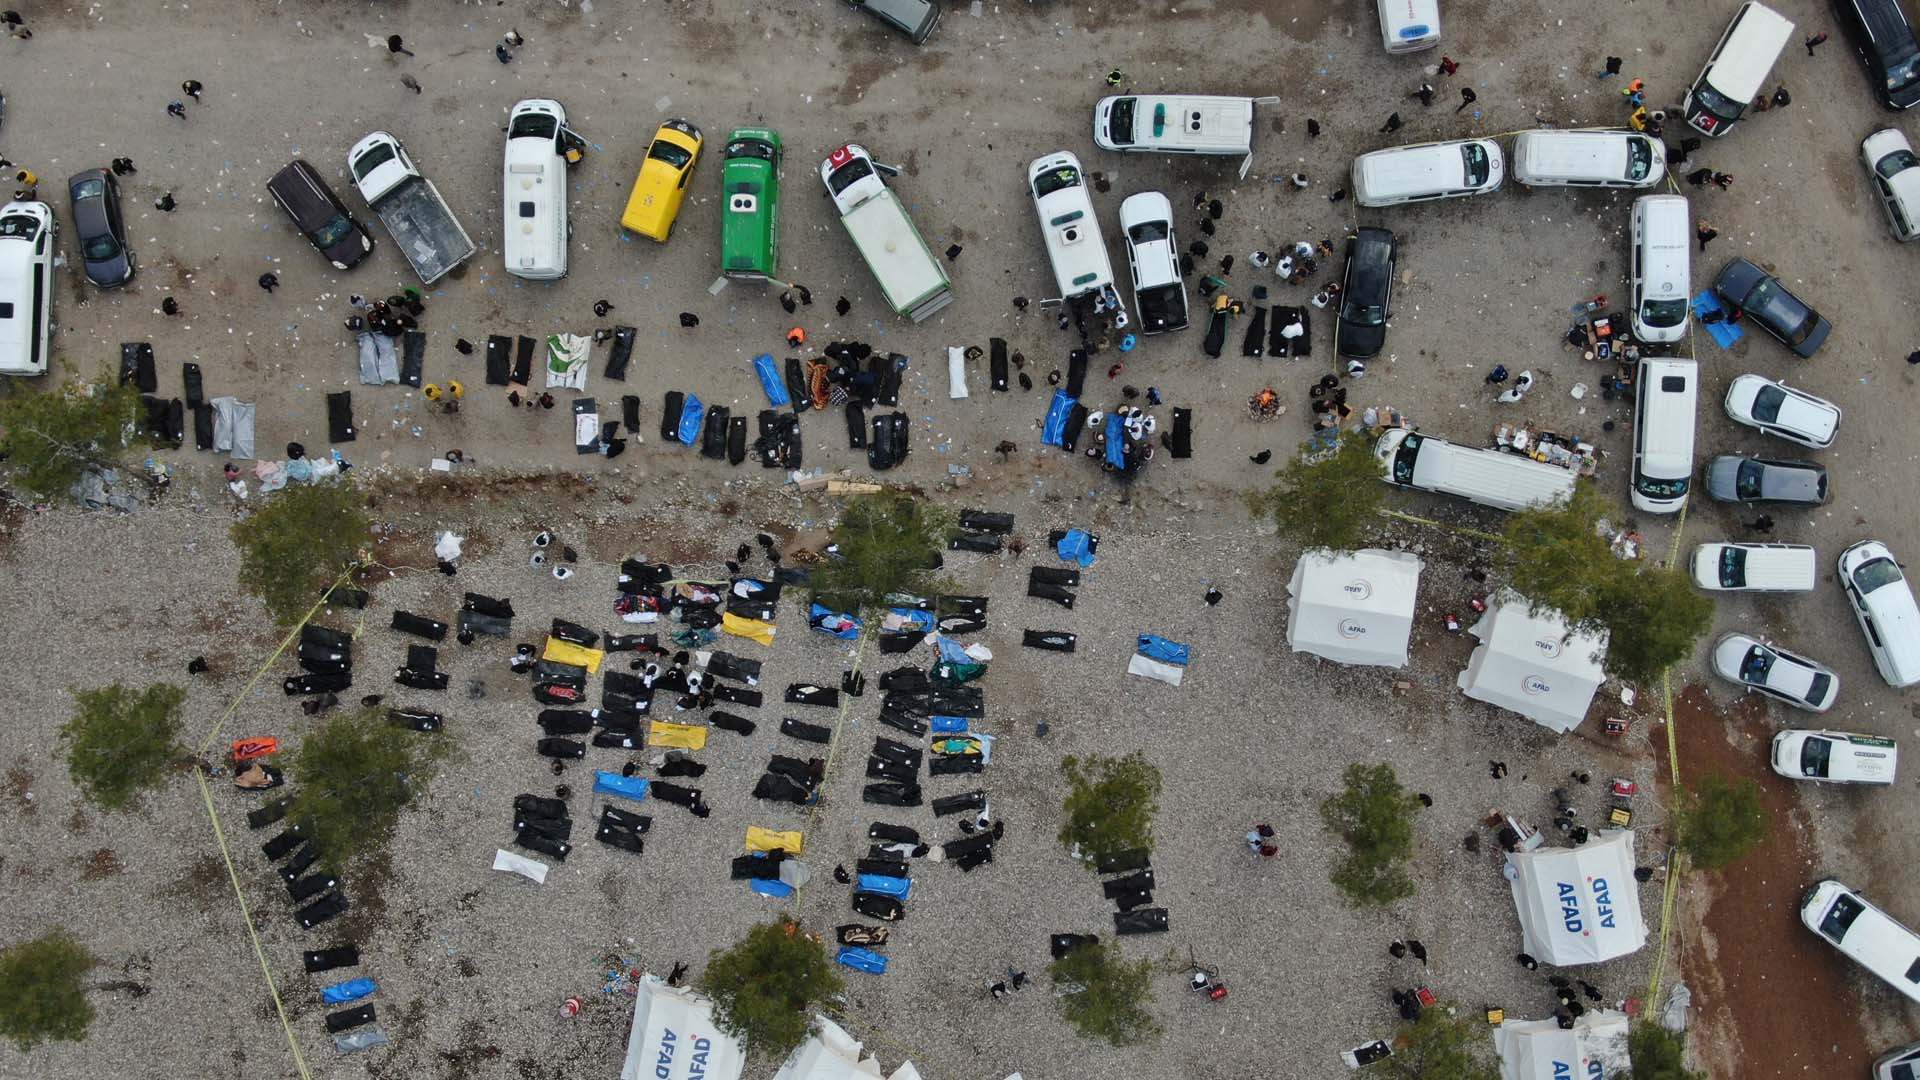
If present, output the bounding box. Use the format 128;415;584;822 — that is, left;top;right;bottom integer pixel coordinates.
1;0;1919;1077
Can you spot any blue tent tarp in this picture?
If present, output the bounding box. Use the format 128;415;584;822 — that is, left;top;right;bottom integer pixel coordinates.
750;878;794;899
836;946;888;974
930;715;968;734
1104;413;1126;469
594;771;650;801
1137;633;1191;665
676;394;705;446
753;353;790;407
1057;529;1096;567
809;603;863;640
857;873;912;899
1042;390;1075;448
321;978;376;1004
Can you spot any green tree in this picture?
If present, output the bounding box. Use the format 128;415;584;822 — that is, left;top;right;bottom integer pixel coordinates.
0;931;95;1050
1321;762;1423;906
1048;940;1159;1047
1614;1023;1705;1080
230;481;369;625
1245;437;1384;552
1058;752;1163;867
0;374;145;499
699;917;845;1058
807;491;950;614
1500;484;1713;686
287;708;439;868
59;683;186;811
1383;1004;1501;1080
1674;773;1767;871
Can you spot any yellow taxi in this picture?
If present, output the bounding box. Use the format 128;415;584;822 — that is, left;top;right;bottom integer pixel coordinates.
620;118;703;242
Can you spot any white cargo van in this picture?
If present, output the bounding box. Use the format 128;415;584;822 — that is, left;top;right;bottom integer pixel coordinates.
1376;0;1442;53
503;99;569;280
1352;139;1503;207
1630;195;1690;343
1684;1;1795;138
1511;129;1665;188
0;201;56;377
1690;542;1816;592
1091;96;1258;177
1630;358;1698;514
1773;730;1898;784
1374;429;1577;512
1839;540;1920;688
1801;880;1920;1005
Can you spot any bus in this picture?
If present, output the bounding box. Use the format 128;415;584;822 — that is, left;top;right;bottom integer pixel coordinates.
721;128;781;280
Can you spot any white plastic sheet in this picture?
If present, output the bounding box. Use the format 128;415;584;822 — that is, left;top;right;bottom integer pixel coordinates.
947;346;969;400
492;848;548;884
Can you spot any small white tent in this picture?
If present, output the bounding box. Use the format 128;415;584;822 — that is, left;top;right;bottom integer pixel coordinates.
1286;548;1422;668
1493;1009;1631;1080
1456;598;1607;733
619;976;747;1080
1507;830;1647;966
768;1016;921;1080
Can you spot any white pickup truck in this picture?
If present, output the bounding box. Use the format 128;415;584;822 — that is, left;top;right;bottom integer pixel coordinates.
820;145;952;323
347;131;476;285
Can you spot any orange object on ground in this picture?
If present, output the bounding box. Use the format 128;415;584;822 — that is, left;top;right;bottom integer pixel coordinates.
786;326;806;348
232;737;279;761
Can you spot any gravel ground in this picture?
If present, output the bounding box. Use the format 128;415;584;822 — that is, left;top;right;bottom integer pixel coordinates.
2;0;1920;1076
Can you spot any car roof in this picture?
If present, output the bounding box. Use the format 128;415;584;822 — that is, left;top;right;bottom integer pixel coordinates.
1756;459;1827;500
1769;386;1841;441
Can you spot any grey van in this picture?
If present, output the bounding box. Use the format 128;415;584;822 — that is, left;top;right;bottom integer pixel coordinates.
846;0;941;44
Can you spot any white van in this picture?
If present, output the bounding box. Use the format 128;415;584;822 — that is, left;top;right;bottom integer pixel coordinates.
1773;730;1898;784
503;98;569;280
1027;151;1121;314
1690;542;1816;592
1352;139;1503;207
1374;428;1577;512
1630;195;1690;343
1684;1;1795;138
1630;358;1698;514
0;201;56;377
1376;0;1441;53
1511;129;1665;188
1801;880;1920;1005
1091;96;1257;177
1839;540;1920;688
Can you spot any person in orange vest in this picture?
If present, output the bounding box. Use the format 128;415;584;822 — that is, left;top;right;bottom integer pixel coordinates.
786;326;806;350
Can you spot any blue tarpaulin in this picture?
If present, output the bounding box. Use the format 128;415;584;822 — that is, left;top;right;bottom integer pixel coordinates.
809;603;863;640
1104;413;1126;469
857;873;913;899
753;353;789;407
750;878;794;899
677;394;705;446
1057;529;1096;567
935;636;973;665
1042;390;1075;448
930;715;968;734
836;946;888;974
594;771;650;801
1137;633;1191;665
888;607;936;632
322;978;376;1004
1692;290;1744;349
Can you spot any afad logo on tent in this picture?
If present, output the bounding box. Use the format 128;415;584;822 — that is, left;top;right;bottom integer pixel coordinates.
655;1027;718;1080
1549;1060;1606;1079
1556;876;1619;935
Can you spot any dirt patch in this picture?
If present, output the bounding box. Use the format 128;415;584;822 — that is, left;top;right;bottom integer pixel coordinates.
79;847;124;881
4;759;37;817
834;57;895;107
338;849;394;946
1670;684;1873;1078
161;852;229;908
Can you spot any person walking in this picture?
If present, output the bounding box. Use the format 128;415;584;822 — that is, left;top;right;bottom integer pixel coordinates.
1407;940;1428;965
503;29;525;48
1668;136;1702;165
1306;118;1321;138
1105;69;1124;86
1438;55;1459;76
593;299;613;318
1806;31;1829;55
13;167;37;187
161;296;181;316
1456;86;1478;113
495;41;513;64
446;380;464;401
1771;87;1791;109
1412;83;1435;106
1696;223;1718;251
1380;111;1403;134
386;34;414;57
1712;171;1735;190
1486;364;1510;385
1599;55;1623;78
155;192;177;212
1747;514;1775;534
1908;350;1920;366
166;100;186;119
258;271;279;293
181;80;203;100
1687;167;1714;187
110;158;137;176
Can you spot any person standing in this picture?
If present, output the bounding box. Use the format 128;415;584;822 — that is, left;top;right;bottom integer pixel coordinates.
1438;55;1459;76
1696;223;1718;251
1306;118;1321;138
1747;514;1775;534
258;271;279;293
1771;87;1792;109
166;100;186;119
161;296;181;316
1599;55;1623;78
110;158;137;176
1806;31;1829;55
386;34;414;57
1907;350;1920;366
155;192;177;212
1380;112;1403;134
181;79;203;100
1456;86;1478;113
1712;171;1735;190
1412;83;1435;106
1687;167;1714;187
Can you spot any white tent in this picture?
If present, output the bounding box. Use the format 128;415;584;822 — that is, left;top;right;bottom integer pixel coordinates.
1285;548;1422;668
619;976;748;1080
1493;1009;1631;1080
1507;830;1647;966
1456;598;1608;733
768;1016;920;1080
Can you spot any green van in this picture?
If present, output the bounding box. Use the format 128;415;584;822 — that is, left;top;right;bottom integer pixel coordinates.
720;128;781;280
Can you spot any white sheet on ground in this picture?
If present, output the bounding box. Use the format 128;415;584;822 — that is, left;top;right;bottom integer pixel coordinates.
547;332;590;390
1127;653;1184;686
1286;548;1422;668
210;396;256;459
356;332;399;385
1493;1009;1631;1080
947;346;969;400
619;976;746;1080
770;1016;917;1080
1506;830;1647;966
1457;596;1608;733
491;849;548;884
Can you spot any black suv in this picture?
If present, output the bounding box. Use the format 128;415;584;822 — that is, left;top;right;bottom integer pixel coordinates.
266;159;373;270
1335;227;1398;359
1840;0;1920;109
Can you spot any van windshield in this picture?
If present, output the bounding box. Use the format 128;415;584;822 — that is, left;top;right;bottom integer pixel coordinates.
1033;165;1083;198
351;142;398;181
1625;138;1653;181
1107;98;1136;145
1802;737;1833;778
0;212;42;241
1718;547;1748;588
509;113;559;141
828;155;875;196
1819;893;1864;939
648;140;694;170
1854;556;1907;595
1889;54;1920;96
1692;82;1745;124
1391;434;1423;485
726;139;778;163
1641;297;1687;327
1637;474;1688;499
1462;143;1491;186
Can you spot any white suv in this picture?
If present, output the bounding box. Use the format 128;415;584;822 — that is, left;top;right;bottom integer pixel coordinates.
1863;128;1920;242
1840;540;1920;687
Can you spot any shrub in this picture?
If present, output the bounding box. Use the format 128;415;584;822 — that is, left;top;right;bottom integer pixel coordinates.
230;481;369;625
1321;762;1424;906
807;491;950;614
1048;940;1159;1047
0;375;144;499
1614;1023;1706;1080
700;917;845;1058
1245;437;1384;552
287;708;439;868
1675;773;1767;871
1058;752;1163;867
60;683;186;810
1383;1003;1501;1080
0;931;96;1049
